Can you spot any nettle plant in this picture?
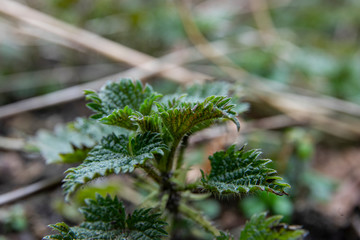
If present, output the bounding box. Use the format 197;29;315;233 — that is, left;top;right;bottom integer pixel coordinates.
40;79;306;239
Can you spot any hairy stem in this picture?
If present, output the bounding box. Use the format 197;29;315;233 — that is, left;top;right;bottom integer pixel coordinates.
139;164;162;184
179;203;220;236
169;212;181;240
139;190;158;208
165;138;181;173
175;135;189;170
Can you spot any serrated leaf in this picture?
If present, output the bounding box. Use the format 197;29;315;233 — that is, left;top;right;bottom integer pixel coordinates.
80;194;126;231
101;106;139;130
44;194;167;240
44;222;77;240
131;113;162;133
184;81;231;100
162;81;231;106
63;132;167;198
201;145;290;196
85;79;162;130
239;212;306;240
34;118;125;164
157;95;240;141
127;208;168;239
161;81;248;114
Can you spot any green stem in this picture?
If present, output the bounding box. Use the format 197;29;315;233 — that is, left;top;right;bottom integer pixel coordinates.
166;138;181;172
139;190;158;208
140;164;162;184
160;193;169;212
169;211;181;239
179;203;220;237
175;135;189;170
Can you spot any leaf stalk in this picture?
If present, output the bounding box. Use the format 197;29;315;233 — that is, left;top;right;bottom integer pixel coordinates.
179;203;220;237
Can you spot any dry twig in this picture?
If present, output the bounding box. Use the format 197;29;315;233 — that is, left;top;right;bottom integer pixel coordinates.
0;176;62;206
0;136;26;151
0;40;242;119
0;0;208;84
1;0;360;141
175;1;360;139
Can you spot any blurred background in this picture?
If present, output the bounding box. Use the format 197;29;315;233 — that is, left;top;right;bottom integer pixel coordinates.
0;0;360;239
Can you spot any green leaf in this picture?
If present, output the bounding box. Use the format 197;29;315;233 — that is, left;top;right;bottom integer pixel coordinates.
160;81;231;106
44;194;167;240
85;79;162;130
131;113;162;133
201;146;290;196
34;118;125;164
44;222;77;240
239;212;306;240
127;208;168;239
161;81;248;114
101;106;139;130
184;81;232;100
157;95;240;141
63;132;167;198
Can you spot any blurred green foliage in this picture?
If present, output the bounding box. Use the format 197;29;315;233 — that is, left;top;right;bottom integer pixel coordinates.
242;126;337;224
1;0;360;104
53;180;124;222
0;1;358;238
0;205;27;233
301;170;337;203
240;192;294;222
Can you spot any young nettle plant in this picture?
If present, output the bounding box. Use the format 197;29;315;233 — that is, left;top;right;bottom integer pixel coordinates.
41;79;306;240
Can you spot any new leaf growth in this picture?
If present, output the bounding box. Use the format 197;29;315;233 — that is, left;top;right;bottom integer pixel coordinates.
41;79;306;240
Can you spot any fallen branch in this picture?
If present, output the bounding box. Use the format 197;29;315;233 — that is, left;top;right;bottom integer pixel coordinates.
0;136;26;151
0;63;120;94
1;0;360;140
0;39;242;119
0;176;62;206
190;115;305;145
0;0;208;84
176;1;360;140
